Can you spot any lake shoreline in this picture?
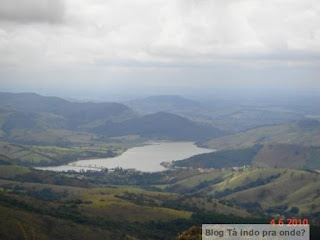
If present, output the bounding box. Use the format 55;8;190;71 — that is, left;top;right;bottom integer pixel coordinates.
36;141;214;173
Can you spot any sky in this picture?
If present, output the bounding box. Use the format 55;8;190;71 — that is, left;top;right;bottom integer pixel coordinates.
0;0;319;98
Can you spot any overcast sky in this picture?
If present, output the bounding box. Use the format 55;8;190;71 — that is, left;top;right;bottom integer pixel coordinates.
0;0;319;97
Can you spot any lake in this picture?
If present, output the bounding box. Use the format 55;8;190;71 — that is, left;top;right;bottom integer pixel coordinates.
36;142;214;172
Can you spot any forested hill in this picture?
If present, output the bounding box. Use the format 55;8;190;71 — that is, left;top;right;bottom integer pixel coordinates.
0;92;135;128
0;92;225;144
92;111;224;140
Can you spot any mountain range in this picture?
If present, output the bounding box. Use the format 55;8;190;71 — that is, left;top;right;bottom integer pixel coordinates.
0;92;224;144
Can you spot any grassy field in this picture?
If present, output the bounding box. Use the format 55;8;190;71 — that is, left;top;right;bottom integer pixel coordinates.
0;178;194;239
225;169;320;215
165;168;320;220
0;178;192;222
0;165;319;239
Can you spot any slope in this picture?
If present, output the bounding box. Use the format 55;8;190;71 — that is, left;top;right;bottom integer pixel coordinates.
92;112;224;140
202;119;320;150
173;143;320;170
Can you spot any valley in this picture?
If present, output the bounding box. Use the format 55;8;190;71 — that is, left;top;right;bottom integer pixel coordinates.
1;1;319;238
0;92;320;239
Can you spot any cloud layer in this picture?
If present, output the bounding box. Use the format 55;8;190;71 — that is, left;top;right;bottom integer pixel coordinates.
0;0;319;89
0;0;65;23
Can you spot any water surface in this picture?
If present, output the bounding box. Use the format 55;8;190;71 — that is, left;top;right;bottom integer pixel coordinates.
37;142;214;172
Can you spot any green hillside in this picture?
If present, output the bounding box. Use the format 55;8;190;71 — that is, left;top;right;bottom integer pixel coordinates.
174;145;261;169
174;143;320;170
0;92;135;128
201;119;320;150
0;163;319;239
1;92;320;239
0;141;135;166
224;169;320;216
126;95;304;132
0;92;224;144
253;144;320;169
93;112;224;141
0;204;125;240
0;166;262;239
166;168;320;219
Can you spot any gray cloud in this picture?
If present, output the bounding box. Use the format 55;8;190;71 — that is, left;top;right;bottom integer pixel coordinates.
0;0;319;90
0;0;65;23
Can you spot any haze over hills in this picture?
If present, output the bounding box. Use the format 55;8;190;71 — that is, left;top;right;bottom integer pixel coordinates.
125;95;204;116
1;92;319;170
126;94;305;132
0;92;319;167
0;92;136;128
0;92;224;142
211;108;304;132
1;92;308;137
1;91;320;239
1;0;320;238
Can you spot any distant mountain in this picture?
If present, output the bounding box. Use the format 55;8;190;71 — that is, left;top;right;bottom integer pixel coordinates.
92;112;224;140
55;101;134;128
0;92;225;144
211;108;304;132
0;92;135;129
126;95;305;133
0;92;67;113
126;95;204;114
2;112;66;133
